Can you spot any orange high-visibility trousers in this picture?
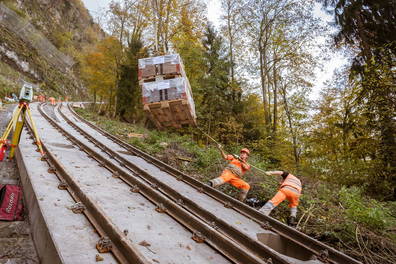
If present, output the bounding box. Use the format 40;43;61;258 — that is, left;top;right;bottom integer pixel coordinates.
270;186;300;208
219;170;250;190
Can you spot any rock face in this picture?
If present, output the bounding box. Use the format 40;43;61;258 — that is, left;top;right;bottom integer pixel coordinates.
16;0;103;51
0;0;103;98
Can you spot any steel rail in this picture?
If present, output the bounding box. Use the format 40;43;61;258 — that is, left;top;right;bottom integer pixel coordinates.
38;103;272;264
68;103;362;264
57;105;296;264
26;104;149;264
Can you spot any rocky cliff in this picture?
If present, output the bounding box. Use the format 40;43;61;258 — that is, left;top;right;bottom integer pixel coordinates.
0;0;103;99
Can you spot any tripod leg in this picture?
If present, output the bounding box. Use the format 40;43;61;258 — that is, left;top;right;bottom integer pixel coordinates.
0;106;23;148
8;112;25;159
25;106;44;155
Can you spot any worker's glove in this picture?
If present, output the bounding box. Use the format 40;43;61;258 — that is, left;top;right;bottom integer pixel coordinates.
264;171;271;176
232;154;240;159
217;143;223;149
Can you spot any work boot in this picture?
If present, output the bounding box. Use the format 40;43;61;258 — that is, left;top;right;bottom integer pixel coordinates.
287;216;297;227
206;181;213;187
238;189;249;202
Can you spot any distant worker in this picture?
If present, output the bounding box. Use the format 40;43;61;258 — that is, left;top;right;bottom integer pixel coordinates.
49;97;56;106
208;145;251;202
259;171;302;226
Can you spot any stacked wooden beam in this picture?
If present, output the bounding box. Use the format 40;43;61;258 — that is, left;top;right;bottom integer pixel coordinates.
138;54;197;129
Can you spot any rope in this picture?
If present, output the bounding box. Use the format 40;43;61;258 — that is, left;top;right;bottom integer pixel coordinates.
196;126;268;176
196;126;221;146
249;164;268;175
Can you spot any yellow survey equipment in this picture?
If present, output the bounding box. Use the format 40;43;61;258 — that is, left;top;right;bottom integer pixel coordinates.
0;83;44;160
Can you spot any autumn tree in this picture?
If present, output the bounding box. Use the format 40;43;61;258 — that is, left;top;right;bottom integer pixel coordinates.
80;37;122;114
238;0;322;138
107;0;148;46
171;0;206;93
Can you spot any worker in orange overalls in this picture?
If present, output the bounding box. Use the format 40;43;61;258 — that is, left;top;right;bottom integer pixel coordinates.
259;171;302;226
208;145;251;202
49;97;56;106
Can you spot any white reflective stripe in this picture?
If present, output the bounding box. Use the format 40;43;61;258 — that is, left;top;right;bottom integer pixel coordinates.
290;207;297;217
212;177;225;186
225;163;242;177
284;177;301;187
282;185;301;194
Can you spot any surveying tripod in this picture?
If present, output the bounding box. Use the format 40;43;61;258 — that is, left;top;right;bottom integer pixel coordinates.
0;101;44;161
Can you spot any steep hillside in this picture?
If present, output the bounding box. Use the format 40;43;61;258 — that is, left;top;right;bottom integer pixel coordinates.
0;0;103;99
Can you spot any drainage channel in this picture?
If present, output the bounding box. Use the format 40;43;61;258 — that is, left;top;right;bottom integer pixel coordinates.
39;103;268;264
57;104;303;264
67;103;362;264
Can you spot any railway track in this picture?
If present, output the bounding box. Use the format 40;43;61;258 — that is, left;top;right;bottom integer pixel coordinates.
24;102;362;264
46;104;283;264
55;105;299;264
26;103;232;264
64;103;363;264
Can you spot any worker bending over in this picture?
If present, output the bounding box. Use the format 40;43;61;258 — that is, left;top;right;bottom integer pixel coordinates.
208;145;251;202
259;171;302;226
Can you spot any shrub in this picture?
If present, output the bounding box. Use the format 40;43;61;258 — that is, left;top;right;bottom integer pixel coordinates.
339;186;394;232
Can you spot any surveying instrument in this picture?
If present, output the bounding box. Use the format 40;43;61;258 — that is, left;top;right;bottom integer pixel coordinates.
0;82;44;161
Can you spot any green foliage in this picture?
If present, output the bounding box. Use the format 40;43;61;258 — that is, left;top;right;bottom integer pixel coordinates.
324;0;396;199
0;61;25;99
53;31;73;49
116;37;146;122
194;25;249;144
304;62;395;199
339;186;394;232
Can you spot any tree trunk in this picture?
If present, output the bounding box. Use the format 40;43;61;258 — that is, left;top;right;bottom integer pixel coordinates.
113;93;117;118
272;51;278;136
226;0;235;83
281;84;299;169
152;0;160;53
267;69;272;127
259;47;270;129
93;89;97;111
98;96;104;114
108;87;113;114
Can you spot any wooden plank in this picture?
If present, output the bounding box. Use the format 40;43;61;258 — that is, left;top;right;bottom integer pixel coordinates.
144;104;163;129
170;100;192;124
181;100;195;124
161;101;179;128
144;99;196;128
169;101;183;123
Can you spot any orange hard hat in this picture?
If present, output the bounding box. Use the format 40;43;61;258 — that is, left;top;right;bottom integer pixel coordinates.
240;148;250;155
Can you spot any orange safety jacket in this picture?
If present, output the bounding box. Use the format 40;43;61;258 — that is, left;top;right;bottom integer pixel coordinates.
280;174;302;193
224;155;250;177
